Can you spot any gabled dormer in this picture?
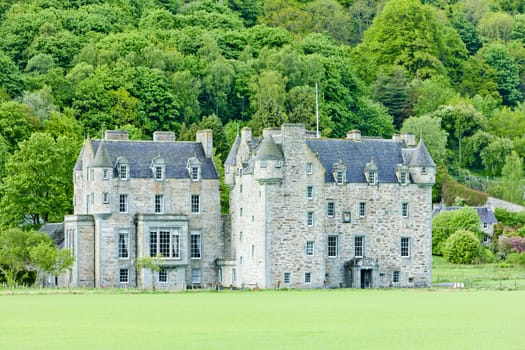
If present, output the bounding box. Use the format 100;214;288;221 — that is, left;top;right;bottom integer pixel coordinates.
187;157;201;181
396;164;410;185
332;160;346;185
364;157;378;185
151;156;165;181
115;157;130;180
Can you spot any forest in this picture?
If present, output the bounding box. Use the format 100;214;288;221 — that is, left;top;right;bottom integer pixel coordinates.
0;0;524;228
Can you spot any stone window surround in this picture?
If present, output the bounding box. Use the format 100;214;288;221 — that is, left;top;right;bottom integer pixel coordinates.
149;228;180;259
191;194;200;214
327;235;338;258
342;211;351;223
118;230;129;259
103;192;110;204
306;241;314;256
307;211;314;227
327;202;335;217
401;202;409;218
118;164;129;180
358;202;366;218
307;186;313;200
103;168;109;180
119;194;128;213
304;272;312;284
305;163;313;175
354;235;364;258
401;237;410;257
283;272;291;284
191;231;201;259
154;194;164;214
158;268;168;283
192;268;202;284
392;270;400;284
119;269;129;283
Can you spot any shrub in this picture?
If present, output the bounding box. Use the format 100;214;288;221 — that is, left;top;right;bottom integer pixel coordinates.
441;177;488;206
432;208;481;255
478;247;496;263
505;253;525;266
443;229;482;264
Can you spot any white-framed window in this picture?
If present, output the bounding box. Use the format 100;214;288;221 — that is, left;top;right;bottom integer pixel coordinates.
307;186;313;200
305;272;312;284
155;166;163;180
359;202;366;218
119;194;128;213
118;230;129;259
354;236;364;258
239;208;243;216
483;222;488;229
275;160;282;168
306;241;314;256
191;231;201;259
336;170;344;185
232;268;236;283
392;270;400;284
401;237;410;257
240;256;243;264
402;202;409;218
400;171;408;185
307;211;314;227
103;169;109;180
368;170;376;185
306;163;313;175
342;211;351;223
191;194;200;214
119;269;129;283
90;168;94;181
119;164;128;180
154;194;164;214
103;192;110;204
158;269;168;283
483;234;490;244
149;228;180;258
328;235;338;258
240;184;243;193
191;269;202;284
191;166;200;181
283;272;291;284
327;202;335;217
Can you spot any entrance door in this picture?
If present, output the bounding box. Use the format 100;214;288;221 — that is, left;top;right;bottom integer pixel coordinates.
360;269;372;288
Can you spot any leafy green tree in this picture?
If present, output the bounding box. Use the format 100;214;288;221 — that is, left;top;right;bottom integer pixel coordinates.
171;70;202;126
0;133;77;227
260;0;311;36
458;55;500;100
410;76;457;116
29;240;73;287
0;101;40;150
401;114;448;165
488;105;525;140
481;44;522;106
462;130;494;170
477;11;515;42
352;0;467;84
500;151;524;204
304;0;353;44
512;14;525;43
373;66;411;128
432;208;481;255
203;56;235;121
480;137;514;176
443;229;482;264
0;53;24;97
25;53;55;74
228;0;263;27
450;9;482;54
136;256;161;291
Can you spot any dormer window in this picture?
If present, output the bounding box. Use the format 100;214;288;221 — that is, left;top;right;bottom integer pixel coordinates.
116;157;130;180
332;160;346;185
364;157;378;186
396;164;409;185
151;157;165;181
187;157;201;181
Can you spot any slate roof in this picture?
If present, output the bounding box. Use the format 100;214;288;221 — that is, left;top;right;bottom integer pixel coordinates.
403;139;435;167
39;223;64;249
89;140;218;179
255;134;283;161
432;206;498;224
306;139;406;183
224;135;240;166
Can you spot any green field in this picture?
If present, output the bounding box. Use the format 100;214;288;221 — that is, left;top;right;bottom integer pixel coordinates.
1;289;525;349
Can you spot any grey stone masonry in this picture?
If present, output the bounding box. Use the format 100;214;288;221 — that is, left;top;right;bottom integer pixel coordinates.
64;130;222;290
225;124;435;289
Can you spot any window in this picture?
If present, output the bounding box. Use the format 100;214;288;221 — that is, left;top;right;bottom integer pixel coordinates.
307;212;314;227
155;166;163;180
103;169;109;180
118;231;129;259
191;231;201;259
239;231;243;241
400;171;408;185
103;192;110;204
191;166;199;181
402;202;409;218
191;194;200;214
306;163;312;175
154;194;164;214
327;202;335;217
336;170;344;185
307;186;313;200
354;236;364;258
119;194;128;213
119;164;128;180
401;237;410;257
306;241;314;256
239;208;243;216
275;160;282;168
483;234;490;244
328;235;338;258
483;222;488;229
342;211;351;223
90;168;94;181
260;160;267;168
305;272;312;284
192;269;202;284
158;269;168;283
283;272;291;284
368;170;376;185
393;271;400;284
359;202;366;218
421;167;427;175
240;184;243;193
149;229;180;258
232;268;236;283
119;269;129;283
251;245;255;257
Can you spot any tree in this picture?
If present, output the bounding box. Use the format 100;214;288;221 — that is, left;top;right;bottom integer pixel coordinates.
410;76;457;117
0;101;40;150
500;151;524;204
477;12;515;42
450;9;482;55
401;114;448;165
29;240;73;287
136;256;161;291
0;52;24;97
443;229;482;264
203;56;235;122
373;66;411;128
480;137;514;176
432;208;481;255
0;133;77;227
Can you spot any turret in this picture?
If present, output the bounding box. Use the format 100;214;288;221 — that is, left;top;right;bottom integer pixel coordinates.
407;139;435;185
254;130;284;184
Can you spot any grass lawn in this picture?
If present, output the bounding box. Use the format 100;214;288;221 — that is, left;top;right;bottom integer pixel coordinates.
1;289;525;349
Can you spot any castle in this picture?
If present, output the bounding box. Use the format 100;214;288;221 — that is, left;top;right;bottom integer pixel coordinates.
64;124;435;289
